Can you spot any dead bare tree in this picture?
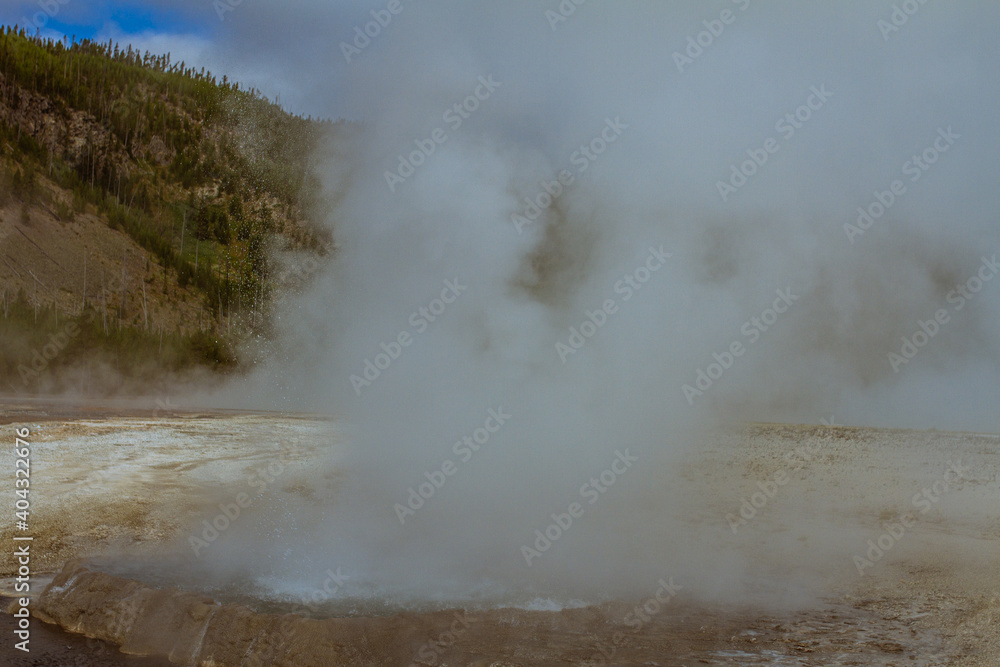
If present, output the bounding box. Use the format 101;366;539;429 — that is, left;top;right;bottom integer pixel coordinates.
119;248;127;328
101;270;108;335
141;277;148;331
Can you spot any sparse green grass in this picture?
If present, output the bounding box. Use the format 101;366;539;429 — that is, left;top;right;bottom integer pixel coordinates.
0;25;336;389
0;292;237;395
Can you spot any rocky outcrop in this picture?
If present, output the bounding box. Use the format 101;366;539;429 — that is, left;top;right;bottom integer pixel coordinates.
34;560;350;665
33;559;483;666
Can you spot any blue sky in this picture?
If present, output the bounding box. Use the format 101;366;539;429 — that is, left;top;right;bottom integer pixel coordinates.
4;0;208;42
0;0;314;112
0;1;395;118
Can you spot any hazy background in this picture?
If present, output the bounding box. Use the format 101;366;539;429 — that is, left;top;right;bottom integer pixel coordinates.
10;1;998;605
168;0;1000;433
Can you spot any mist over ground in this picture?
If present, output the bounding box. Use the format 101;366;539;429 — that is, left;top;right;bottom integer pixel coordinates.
177;1;1000;606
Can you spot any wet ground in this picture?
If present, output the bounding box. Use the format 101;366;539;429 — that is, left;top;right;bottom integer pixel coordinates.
0;611;173;667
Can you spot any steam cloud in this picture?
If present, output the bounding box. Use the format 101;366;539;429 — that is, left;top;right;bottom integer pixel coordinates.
193;1;1000;607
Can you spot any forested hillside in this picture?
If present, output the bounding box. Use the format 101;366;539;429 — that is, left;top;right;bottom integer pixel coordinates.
0;25;337;395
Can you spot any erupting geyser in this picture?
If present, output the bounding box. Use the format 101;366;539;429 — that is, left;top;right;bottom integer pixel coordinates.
192;0;1000;612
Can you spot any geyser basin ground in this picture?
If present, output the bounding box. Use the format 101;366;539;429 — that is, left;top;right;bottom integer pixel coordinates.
1;401;998;665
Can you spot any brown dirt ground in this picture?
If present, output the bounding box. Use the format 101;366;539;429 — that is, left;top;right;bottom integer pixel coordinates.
0;191;218;336
0;401;997;665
